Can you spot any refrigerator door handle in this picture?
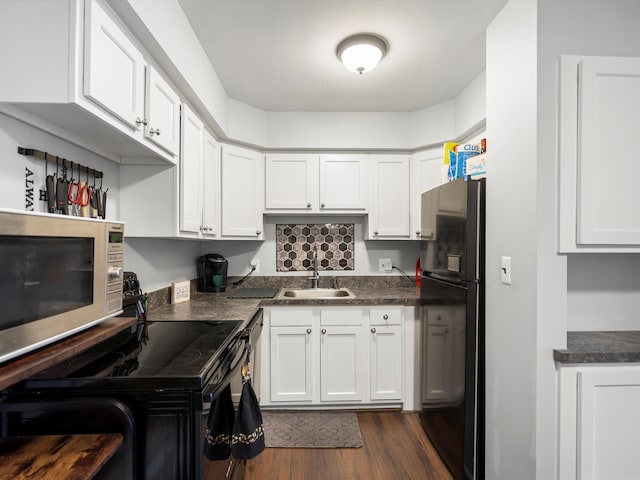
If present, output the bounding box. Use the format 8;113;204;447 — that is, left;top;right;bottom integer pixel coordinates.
425;272;464;285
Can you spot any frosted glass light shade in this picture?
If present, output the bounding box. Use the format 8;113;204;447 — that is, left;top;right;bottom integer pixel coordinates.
337;34;388;75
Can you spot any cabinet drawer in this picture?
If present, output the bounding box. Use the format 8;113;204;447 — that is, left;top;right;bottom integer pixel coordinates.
320;309;363;326
370;307;402;326
426;308;449;326
269;308;313;327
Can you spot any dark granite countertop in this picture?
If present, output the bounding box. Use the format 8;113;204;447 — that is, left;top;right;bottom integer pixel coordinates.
148;283;420;325
554;331;640;364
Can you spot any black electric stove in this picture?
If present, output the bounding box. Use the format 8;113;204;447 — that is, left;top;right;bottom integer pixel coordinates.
24;320;244;391
1;314;263;480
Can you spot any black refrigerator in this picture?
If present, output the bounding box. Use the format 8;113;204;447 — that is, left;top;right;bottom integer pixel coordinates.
419;177;485;480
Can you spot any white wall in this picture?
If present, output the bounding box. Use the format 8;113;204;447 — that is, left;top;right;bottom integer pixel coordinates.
454;71;486;138
485;2;538;479
265;111;412;150
567;254;640;331
124;238;202;292
197;215;421;279
0;112;120;216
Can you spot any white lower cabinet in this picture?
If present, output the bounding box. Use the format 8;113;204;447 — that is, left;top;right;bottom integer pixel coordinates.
270;326;315;403
262;306;404;407
558;364;640;480
320;309;366;402
369;308;403;401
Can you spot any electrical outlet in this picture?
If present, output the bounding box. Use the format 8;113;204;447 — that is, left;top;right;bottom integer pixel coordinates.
379;258;392;273
250;259;260;273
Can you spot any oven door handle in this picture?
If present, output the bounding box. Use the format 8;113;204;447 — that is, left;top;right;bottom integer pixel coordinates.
202;338;249;403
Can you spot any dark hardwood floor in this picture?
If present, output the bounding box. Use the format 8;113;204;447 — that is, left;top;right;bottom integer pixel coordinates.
243;411;453;480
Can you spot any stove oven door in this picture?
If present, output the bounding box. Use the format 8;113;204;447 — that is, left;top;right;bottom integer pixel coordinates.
201;310;263;479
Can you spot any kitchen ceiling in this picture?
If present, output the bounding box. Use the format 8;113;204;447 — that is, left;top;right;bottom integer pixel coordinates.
177;0;507;113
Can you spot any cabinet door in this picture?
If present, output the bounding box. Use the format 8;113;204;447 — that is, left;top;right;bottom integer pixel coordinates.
84;0;145;130
265;154;318;210
221;146;264;238
270;326;314;402
369;324;403;400
319;154;367;211
368;155;410;239
201;131;219;237
179;104;204;234
411;149;443;239
145;65;181;156
576;367;640;480
576;57;640;245
320;326;365;402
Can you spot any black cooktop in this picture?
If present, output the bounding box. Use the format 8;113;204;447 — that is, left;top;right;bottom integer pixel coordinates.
24;320;244;388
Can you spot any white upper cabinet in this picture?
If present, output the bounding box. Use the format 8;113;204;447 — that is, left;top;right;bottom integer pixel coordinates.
264;153;367;213
319;154;368;211
0;0;177;163
265;154;318;210
179;105;205;234
411;149;444;240
201;132;220;238
558;55;640;252
84;0;145;131
144;66;181;155
367;154;410;239
221;145;264;239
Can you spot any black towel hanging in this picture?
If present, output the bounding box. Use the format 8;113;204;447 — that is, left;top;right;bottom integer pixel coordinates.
231;352;265;460
203;384;235;461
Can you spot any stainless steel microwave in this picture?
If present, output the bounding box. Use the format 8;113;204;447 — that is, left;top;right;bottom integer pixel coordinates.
0;209;124;363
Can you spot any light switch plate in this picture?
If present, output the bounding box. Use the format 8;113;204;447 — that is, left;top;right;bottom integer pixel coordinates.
501;256;512;285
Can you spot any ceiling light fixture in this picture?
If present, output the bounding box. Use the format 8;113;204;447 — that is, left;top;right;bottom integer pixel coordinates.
336;33;388;75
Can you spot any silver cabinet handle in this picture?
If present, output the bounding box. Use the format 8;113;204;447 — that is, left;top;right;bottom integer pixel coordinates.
321;329;327;334
306;202;311;208
383;314;389;320
306;329;312;334
374;231;379;235
320;203;325;208
371;328;376;333
256;230;262;235
149;128;161;136
135;117;148;126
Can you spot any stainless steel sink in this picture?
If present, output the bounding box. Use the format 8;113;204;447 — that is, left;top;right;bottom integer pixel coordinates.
276;288;355;299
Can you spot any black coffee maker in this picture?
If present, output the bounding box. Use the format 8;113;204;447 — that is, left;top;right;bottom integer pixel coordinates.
197;254;228;292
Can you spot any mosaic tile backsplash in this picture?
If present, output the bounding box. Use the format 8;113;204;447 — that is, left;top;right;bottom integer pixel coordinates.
276;224;355;272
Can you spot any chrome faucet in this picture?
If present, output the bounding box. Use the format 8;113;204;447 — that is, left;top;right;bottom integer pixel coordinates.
308;245;320;288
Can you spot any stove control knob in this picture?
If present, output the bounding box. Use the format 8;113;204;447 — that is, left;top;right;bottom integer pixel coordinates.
109;266;123;278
